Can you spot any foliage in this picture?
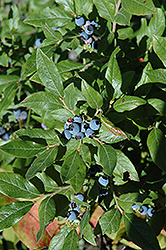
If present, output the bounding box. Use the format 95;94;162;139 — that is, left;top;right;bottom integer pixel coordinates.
0;0;166;249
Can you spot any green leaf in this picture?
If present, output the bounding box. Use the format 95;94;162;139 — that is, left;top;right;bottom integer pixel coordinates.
37;197;56;242
113;150;139;185
0;139;46;158
148;99;166;116
61;229;79;250
148;210;165;236
81;80;103;109
0;83;18;117
0;75;19;91
98;144;117;176
64;83;85;110
134;62;152;90
26;146;58;180
80;144;91;164
124;213;161;250
83;223;96;246
57;60;83;74
117;27;134;40
93;0;115;22
70;161;86;193
42;24;63;46
118;193;140;213
74;0;93;17
115;8;131;26
145;68;166;84
105;47;122;99
0;172;40;199
99;114;127;144
152;35;166;67
147;128;166;172
48;225;71;250
99;209;121;234
148;8;165;37
0;201;33;231
122;0;156;15
24;7;72;27
79;209;90;236
50;108;74;122
36;173;58;192
113;95;146;112
61;150;85;182
37;49;63;97
56;0;75;14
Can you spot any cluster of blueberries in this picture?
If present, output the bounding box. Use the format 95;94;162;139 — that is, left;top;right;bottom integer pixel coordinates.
66;193;84;222
62;116;101;141
75;16;99;49
0;127;9;141
13;109;28;122
132;203;156;218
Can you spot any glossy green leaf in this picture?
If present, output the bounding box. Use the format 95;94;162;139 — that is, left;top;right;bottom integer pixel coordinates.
148;99;166;116
0;201;33;231
26;146;58;180
0;75;19;91
99;114;127;144
115;8;131;26
75;0;93;16
145;68;166;84
24;7;72;27
42;24;63;46
124;213;160;250
105;47;122;99
83;223;96;246
80;144;91;164
56;0;75;14
122;0;156;15
135;62;153;90
136;18;149;44
0;172;40;199
81;80;103;109
57;60;83;74
113;95;146;112
99;209;121;234
148;210;165;236
152;35;166;67
64;83;85;110
62;229;79;250
70;161;86;193
93;0;115;22
36;173;58;192
48;225;71;250
117;27;134;40
148;8;165;37
36;49;63;97
50;108;74;122
147;128;166;172
98;144;117;176
61;150;85;182
118;193;140;213
0;139;46;158
37;197;56;242
113;150;139;185
79;209;90;236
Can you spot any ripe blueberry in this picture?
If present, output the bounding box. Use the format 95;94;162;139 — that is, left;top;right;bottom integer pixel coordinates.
70;201;80;213
92;41;98;50
13;109;21;120
147;207;156;217
73;116;82;124
89;119;101;130
139;205;148;215
21;111;28;120
0;127;5;136
74;193;84;202
79;32;89;42
75;16;85;26
98;189;108;203
74;132;84;140
81;122;89;133
68;122;80;135
35;38;42;47
85;128;95;139
41;123;47;130
98;175;109;187
66;210;77;222
85;25;94;35
131;203;140;210
90;21;99;28
62;129;72;140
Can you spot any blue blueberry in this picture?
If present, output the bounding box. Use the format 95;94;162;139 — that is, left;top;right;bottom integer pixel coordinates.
62;129;72;140
79;32;89;42
0;127;5;136
70;201;80;213
64;121;73;130
50;26;58;30
147;207;155;217
2;133;9;141
131;203;140;210
75;16;85;26
85;128;95;139
89;119;101;130
98;189;108;203
74;132;84;140
90;21;98;28
41;123;47;130
92;41;98;50
85;25;94;35
81;122;89;133
73;116;82;124
68;122;80;135
20;111;28;120
35;38;42;47
139;205;148;215
66;210;77;222
74;193;84;202
98;175;109;187
13;109;21;120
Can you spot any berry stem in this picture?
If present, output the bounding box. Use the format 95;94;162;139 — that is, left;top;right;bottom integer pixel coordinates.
59;97;75;116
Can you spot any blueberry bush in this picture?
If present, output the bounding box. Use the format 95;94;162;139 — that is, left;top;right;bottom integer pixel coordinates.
1;0;166;249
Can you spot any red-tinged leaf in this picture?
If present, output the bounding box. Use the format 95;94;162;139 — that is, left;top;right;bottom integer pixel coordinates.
98;114;127;144
0;193;16;207
13;201;60;250
89;206;104;228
